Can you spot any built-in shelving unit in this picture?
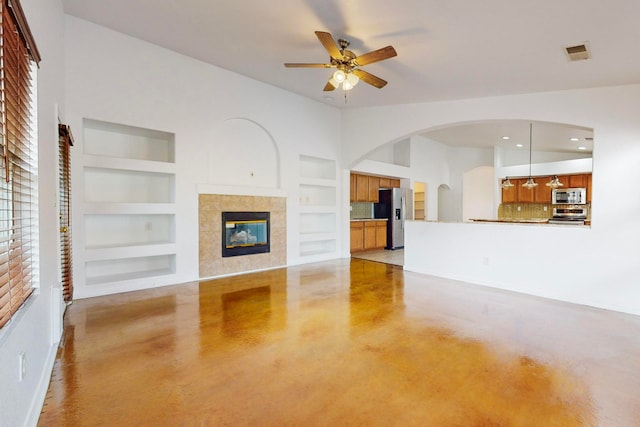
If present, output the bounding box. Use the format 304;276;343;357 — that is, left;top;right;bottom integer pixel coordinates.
80;119;176;290
414;181;425;220
298;155;338;260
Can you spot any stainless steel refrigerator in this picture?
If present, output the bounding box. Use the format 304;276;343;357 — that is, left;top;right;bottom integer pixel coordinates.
374;188;412;250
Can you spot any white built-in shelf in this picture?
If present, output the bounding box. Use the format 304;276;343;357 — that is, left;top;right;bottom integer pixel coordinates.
83;154;176;174
298;155;339;260
300;155;336;180
82;203;176;214
80;118;177;290
84;243;177;262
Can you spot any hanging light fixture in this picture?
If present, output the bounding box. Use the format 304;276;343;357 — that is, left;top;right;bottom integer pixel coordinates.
522;123;538;189
329;69;359;91
501;177;514;189
546;175;564;189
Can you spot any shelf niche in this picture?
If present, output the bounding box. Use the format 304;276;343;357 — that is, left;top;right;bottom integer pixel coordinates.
80;118;177;291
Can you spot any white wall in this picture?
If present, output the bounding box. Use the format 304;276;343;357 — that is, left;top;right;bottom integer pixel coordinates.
343;84;640;316
462;166;495;221
408;135;450;220
64;16;342;299
0;1;66;426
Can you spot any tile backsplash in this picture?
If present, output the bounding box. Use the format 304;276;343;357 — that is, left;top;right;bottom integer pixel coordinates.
499;203;591;220
351;202;374;219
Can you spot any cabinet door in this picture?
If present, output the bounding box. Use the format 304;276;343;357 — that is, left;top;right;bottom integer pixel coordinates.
350;173;357;202
368;176;380;202
587;174;592;202
568;174;589;188
364;222;377;250
379;177;391;188
390;179;401;188
534;176;552;203
501;179;518;203
350;222;364;253
518;179;536;203
356;174;369;202
376;221;387;248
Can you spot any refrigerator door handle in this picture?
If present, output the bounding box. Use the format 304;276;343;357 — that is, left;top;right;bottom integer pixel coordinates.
401;196;406;229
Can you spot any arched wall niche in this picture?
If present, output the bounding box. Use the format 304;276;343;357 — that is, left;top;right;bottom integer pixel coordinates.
209;118;281;188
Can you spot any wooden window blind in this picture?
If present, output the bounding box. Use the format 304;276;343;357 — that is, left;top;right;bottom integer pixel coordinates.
58;124;73;302
0;0;40;329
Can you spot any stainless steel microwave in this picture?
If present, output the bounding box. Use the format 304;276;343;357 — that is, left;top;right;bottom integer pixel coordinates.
552;187;587;205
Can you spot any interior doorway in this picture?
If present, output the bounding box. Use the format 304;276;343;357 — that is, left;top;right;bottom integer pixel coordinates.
414;181;426;220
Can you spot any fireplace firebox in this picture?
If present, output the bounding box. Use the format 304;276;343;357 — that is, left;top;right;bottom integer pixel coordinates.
222;212;270;257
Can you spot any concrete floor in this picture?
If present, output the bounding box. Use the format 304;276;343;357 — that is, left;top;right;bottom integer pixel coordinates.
40;259;640;426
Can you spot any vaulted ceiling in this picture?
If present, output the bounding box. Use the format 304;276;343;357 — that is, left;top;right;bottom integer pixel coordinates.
62;0;634;152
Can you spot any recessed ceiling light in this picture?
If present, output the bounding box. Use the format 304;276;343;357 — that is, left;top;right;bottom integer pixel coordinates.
516;143;523;148
569;137;580;142
502;136;510;140
577;146;587;150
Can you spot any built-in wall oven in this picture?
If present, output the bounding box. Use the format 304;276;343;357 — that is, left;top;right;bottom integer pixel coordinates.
552;187;587;205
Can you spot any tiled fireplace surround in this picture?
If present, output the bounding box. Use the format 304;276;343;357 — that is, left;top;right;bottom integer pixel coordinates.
199;193;287;278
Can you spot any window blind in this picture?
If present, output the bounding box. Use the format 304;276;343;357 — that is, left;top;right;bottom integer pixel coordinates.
59;124;73;302
0;0;40;329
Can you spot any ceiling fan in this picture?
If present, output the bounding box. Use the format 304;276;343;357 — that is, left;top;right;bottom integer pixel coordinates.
284;31;397;92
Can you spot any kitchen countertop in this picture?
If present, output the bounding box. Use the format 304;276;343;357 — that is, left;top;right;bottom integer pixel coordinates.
469;218;549;224
469;218;591;226
350;218;388;222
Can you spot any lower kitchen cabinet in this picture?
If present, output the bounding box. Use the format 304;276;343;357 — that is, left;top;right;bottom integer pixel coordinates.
350;220;387;253
350;221;364;252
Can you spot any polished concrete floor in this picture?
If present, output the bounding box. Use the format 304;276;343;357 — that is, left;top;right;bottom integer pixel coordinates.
40;259;640;426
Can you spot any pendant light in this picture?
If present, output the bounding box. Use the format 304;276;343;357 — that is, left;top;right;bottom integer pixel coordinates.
546;175;564;189
501;177;514;189
522;123;538;189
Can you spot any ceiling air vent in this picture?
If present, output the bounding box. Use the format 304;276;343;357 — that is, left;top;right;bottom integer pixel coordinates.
565;43;591;61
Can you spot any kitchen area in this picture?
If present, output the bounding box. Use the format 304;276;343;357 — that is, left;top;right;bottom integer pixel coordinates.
349;173;412;260
474;172;592;226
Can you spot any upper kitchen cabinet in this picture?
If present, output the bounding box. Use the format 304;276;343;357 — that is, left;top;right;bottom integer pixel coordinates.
368;176;380;202
350;173;400;202
501;173;592;204
355;173;369;202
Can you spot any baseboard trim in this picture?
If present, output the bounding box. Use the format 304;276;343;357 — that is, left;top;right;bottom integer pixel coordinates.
24;341;58;427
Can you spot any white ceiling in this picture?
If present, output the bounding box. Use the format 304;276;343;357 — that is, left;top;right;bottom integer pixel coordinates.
60;0;628;152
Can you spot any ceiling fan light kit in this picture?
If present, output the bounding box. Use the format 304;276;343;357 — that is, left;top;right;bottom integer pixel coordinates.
284;30;397;96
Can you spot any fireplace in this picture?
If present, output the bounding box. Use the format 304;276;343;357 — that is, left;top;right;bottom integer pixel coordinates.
222;211;270;257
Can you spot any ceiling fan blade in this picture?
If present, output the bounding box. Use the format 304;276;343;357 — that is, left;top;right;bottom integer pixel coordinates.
323;81;336;91
354;46;397;66
351;69;388;89
315;31;344;60
284;63;333;68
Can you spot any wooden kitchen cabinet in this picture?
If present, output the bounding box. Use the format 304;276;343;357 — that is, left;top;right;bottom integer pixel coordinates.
350;173;357;202
501;178;520;203
534;177;552;203
375;220;387;248
364;222;377;250
350;173;400;202
355;174;369;202
501;173;592;204
350;220;387;253
350;221;364;252
567;174;589;188
518;179;536;203
368;176;380;202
